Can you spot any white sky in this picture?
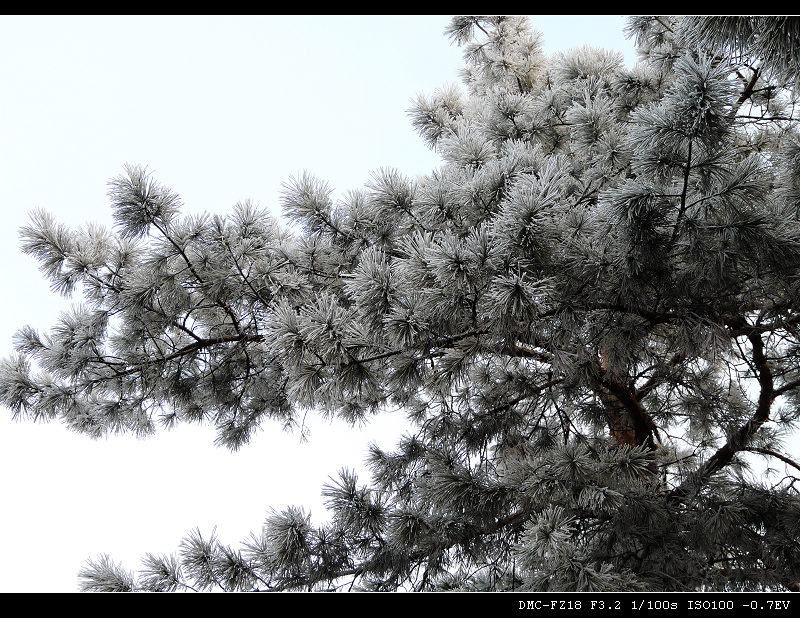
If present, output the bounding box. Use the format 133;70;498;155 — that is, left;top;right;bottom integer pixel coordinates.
0;15;637;592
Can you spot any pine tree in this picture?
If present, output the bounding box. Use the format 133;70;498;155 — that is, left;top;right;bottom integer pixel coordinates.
3;15;800;591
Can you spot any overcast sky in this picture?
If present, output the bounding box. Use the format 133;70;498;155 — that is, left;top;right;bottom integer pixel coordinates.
0;15;637;592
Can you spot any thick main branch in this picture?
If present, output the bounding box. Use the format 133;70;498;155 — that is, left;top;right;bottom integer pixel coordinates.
671;324;774;500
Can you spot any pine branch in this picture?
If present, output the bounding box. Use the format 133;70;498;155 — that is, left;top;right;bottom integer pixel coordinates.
635;353;687;400
729;67;760;119
92;333;265;379
670;325;774;501
745;448;800;474
669;138;693;246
